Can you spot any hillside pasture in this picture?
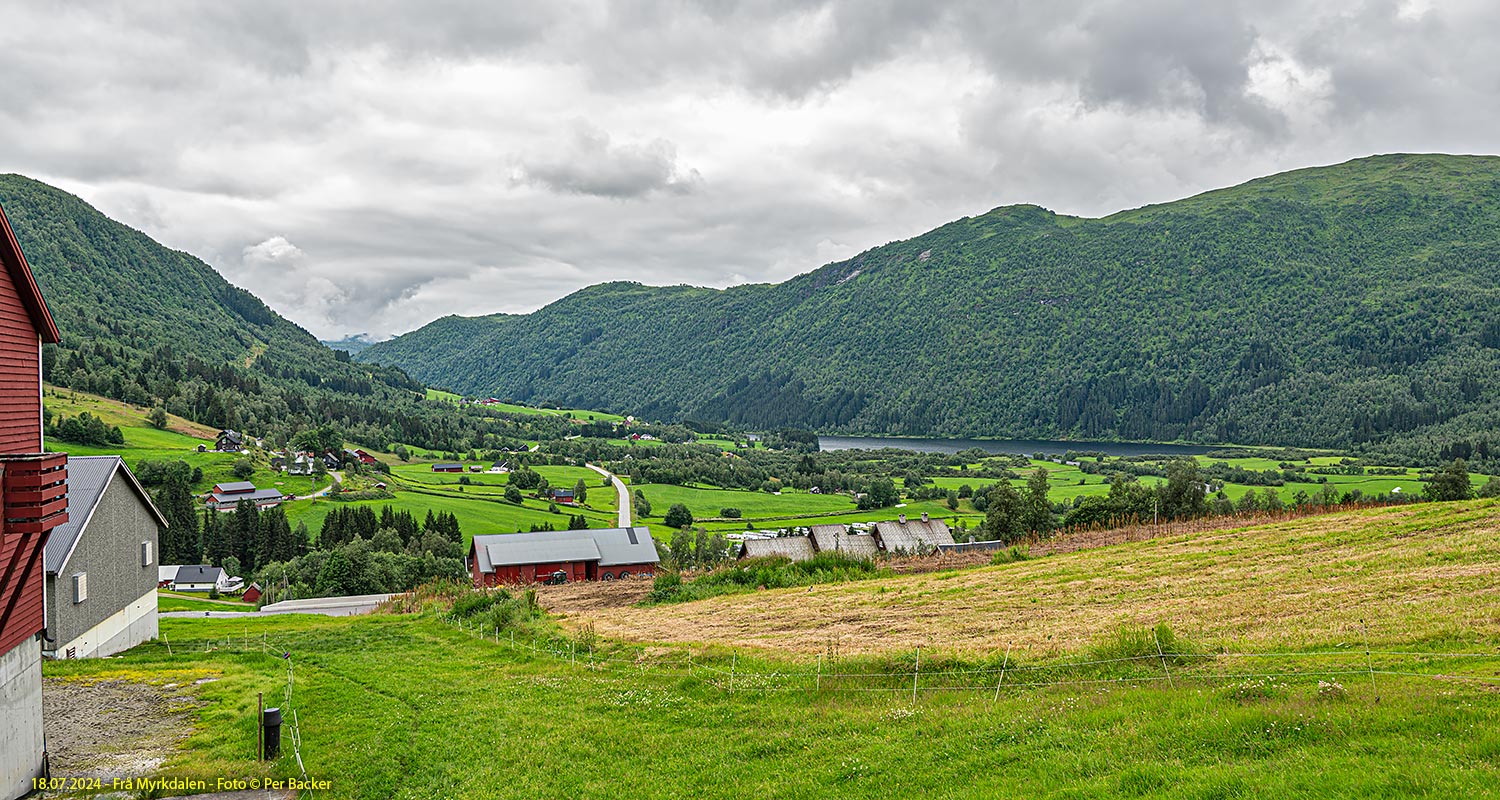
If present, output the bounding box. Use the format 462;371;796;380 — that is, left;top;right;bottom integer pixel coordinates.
544;499;1500;656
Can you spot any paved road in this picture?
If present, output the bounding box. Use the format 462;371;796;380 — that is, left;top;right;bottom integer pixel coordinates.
160;593;395;619
587;463;631;527
293;470;343;500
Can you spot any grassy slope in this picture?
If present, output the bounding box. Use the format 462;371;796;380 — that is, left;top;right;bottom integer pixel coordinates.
42;519;1500;800
548;499;1500;656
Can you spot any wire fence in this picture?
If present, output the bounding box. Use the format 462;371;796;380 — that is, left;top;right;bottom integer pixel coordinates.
159;630;316;799
439;615;1500;704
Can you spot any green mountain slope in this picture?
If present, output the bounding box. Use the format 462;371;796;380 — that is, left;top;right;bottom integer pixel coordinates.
361;154;1500;462
0;175;565;452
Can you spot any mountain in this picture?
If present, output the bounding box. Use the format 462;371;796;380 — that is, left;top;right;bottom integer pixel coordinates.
322;335;377;356
360;154;1500;463
0;175;560;452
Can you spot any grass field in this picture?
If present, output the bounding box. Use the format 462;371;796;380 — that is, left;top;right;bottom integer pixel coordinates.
283;490;618;548
40;494;1500;800
547;498;1500;656
42;385;243;492
157;594;257;613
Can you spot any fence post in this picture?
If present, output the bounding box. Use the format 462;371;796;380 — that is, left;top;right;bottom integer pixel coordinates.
912;647;921;704
163;634;172;656
993;643;1012;703
1362;619;1379;703
1153;626;1174;690
730;654;737;693
816;654;822;693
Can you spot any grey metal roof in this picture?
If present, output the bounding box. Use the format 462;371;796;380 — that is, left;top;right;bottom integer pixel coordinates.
173;565;223;584
488;538;601;567
740;536;816;561
213;481;257;493
210;489;284;504
45;456;168;574
471;527;658;571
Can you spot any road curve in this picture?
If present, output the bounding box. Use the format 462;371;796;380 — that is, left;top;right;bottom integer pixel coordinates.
586;463;631;527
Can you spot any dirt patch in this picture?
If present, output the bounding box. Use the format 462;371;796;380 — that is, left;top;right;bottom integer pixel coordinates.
44;677;202;780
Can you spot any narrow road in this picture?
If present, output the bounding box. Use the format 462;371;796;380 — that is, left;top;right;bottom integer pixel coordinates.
587;463;631;527
294;470;343;500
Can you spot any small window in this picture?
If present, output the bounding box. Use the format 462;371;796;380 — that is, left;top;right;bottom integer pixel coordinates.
72;572;88;604
141;541;153;567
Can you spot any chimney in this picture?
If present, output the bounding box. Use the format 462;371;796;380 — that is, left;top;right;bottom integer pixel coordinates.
898;513;907;524
921;512;929;523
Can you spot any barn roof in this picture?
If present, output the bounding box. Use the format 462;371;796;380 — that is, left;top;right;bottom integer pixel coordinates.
0;203;61;343
471;527;658;571
871;517;955;552
45;456;168;574
740;536;816;561
213;481;257;494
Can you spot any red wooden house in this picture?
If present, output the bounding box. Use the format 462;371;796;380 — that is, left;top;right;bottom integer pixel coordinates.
0;203;68;799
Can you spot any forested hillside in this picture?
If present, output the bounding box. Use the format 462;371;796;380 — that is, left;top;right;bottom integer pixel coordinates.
362;154;1500;464
0;175;570;453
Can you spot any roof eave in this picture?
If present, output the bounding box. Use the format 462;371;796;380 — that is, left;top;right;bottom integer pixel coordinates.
0;203;62;344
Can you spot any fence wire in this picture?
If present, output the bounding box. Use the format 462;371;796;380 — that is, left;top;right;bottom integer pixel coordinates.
439;615;1500;701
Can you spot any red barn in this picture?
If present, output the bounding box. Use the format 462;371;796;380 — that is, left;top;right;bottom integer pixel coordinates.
469;527;659;586
0;203;68;799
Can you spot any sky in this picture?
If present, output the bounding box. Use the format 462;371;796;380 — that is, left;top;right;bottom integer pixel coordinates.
3;0;1496;340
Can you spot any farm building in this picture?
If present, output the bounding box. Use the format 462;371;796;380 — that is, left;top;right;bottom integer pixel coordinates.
43;456;166;659
207;481;284;511
808;524;880;559
158;565;180;587
0;202;69;800
432;462;463;473
549;487;576;504
215;429;245;452
170;565;224;592
469;527;659;586
737;515;953;563
871;513;955;553
740;536;815;561
242;583;262;604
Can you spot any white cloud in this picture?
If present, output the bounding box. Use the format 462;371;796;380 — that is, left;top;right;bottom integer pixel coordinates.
2;1;1499;339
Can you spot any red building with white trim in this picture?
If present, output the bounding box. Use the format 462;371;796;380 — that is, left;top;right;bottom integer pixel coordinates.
0;203;69;799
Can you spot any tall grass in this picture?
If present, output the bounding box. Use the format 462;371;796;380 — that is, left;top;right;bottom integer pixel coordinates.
645;553;885;604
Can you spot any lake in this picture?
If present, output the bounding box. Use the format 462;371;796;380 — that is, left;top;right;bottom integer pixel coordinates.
817;435;1219;457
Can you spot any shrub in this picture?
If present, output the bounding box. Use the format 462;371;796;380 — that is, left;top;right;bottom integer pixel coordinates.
720;507;742;518
990;546;1031;565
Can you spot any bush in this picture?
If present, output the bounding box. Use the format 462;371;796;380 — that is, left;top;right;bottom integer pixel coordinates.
664;503;694;528
505;486;523;504
720;507;742;518
990;546;1031;565
232;458;255;479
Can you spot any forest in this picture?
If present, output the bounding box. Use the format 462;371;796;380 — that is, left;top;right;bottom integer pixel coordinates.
362;155;1500;467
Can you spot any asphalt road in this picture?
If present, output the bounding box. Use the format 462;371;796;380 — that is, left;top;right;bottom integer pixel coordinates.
587;463;631;527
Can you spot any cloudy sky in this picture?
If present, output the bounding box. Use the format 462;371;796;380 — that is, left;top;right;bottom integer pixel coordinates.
3;0;1495;340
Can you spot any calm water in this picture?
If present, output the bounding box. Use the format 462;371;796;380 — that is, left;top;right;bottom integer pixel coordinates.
818;435;1218;457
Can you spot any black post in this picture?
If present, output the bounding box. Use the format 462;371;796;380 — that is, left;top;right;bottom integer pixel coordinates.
261;707;282;759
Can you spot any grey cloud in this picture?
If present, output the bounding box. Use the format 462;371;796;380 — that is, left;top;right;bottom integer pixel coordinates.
517;124;703;198
3;1;1499;339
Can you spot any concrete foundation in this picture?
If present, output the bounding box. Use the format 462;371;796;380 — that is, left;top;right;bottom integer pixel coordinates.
44;588;156;660
0;641;45;800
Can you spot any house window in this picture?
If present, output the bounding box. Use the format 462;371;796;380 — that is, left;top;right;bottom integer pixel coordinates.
141;541;153;567
72;572;88;604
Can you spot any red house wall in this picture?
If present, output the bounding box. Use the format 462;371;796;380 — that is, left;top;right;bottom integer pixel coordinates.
0;261;42;452
0;206;67;656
